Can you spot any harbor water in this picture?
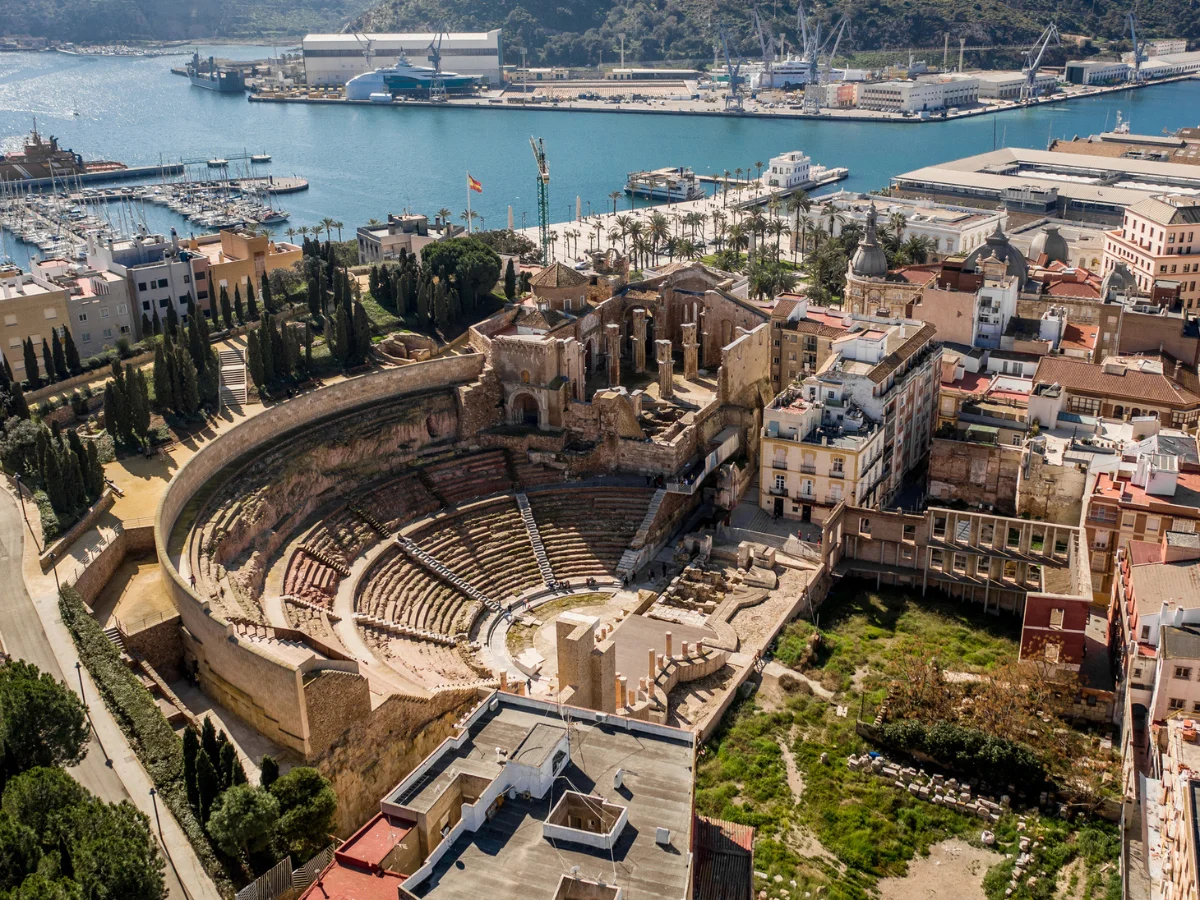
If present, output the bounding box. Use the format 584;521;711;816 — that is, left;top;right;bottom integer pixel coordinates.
2;45;1199;270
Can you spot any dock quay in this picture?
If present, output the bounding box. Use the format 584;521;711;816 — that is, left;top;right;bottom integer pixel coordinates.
5;163;185;192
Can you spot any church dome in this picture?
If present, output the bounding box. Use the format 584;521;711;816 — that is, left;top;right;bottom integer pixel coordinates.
1029;225;1069;266
964;221;1028;287
850;204;888;279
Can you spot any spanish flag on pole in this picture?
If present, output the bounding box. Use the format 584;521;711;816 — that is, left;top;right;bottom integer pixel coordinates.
467;173;483;193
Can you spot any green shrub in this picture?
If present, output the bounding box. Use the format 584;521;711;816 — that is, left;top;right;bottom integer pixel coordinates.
34;489;60;540
58;587;237;896
878;719;1044;786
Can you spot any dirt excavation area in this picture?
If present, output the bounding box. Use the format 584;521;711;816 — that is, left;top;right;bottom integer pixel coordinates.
878;839;1001;900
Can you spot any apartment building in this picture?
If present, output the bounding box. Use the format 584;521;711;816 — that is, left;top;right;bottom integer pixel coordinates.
761;151;811;191
1084;431;1200;600
34;258;135;357
356;213;458;264
1029;355;1200;432
767;297;850;390
761;312;940;517
0;264;70;382
760;381;887;523
1102;195;1200;308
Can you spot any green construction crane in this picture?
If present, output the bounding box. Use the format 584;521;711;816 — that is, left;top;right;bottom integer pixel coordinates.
529;136;550;265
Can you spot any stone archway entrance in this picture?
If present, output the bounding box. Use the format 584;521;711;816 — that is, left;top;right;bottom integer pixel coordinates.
512;393;540;427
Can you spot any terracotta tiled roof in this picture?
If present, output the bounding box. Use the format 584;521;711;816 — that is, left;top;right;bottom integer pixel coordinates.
1128;196;1200;226
1045;280;1101;299
868;322;939;384
1033;356;1200;408
891;264;939;285
514;305;570;330
530;262;587;288
1060;324;1098;351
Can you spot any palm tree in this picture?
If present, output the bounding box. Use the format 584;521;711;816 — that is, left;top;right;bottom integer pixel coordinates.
367;218;382;226
754;160;765;183
722;170;732;206
767;219;791;258
901;234;934;264
889;211;908;237
285;227;296;244
648;211;669;251
320;217;336;242
608;190;622;215
727;223;748;257
794;213;812;263
632;234;652;270
437;207;453;229
608;226;622;250
460;209;478;232
297;225;310;240
333;221;344;242
734;167;743;188
615;215;633;250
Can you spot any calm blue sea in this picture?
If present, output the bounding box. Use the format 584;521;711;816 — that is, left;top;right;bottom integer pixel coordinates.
1;45;1198;269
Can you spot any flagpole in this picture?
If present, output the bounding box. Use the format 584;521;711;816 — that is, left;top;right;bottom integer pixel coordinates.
466;172;472;235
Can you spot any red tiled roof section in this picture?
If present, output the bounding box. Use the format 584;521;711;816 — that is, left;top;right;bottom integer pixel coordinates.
1127;540;1164;567
892;264;939;285
296;861;405;900
868;322;938;384
1046;280;1101;299
1034;357;1200;408
693;815;755;900
530;262;587;288
1060;324;1098;351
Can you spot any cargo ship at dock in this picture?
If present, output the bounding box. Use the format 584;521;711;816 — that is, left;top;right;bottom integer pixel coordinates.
187;52;246;93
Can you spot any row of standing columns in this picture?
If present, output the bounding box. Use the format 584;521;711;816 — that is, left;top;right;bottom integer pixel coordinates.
603;321;702;397
613;631;706;709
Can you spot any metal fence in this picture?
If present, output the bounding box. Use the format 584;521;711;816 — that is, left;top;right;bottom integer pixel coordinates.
232;844;337;900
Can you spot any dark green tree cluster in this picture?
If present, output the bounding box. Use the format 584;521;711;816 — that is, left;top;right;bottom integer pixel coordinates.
152;300;219;419
103;359;152;448
0;659;165;899
15;325;81;390
182;722;335;863
0;356;31;424
369;237;501;337
247;314;312;392
0;416;105;525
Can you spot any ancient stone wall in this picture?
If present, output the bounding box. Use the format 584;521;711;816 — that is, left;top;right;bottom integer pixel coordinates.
927;438;1022;514
70;524;155;606
123;615;184;681
157;355;486;762
718;324;771;410
312;689;478;836
302;670;373;778
1017;448;1088;526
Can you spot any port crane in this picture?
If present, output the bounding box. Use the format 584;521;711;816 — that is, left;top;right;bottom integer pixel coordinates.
1020;22;1060;103
718;27;744;111
428;30;447;102
753;7;777;89
351;32;376;70
1127;11;1148;82
529;136;550;264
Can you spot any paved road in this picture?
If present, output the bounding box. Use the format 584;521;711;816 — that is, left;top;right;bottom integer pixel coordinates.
0;486;203;900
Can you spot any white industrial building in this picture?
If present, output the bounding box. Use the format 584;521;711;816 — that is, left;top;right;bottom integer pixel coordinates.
1064;60;1129;85
1139;50;1200;79
856;76;976;113
302;31;503;87
974;70;1058;100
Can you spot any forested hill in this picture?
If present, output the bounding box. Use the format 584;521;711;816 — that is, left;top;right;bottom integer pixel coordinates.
0;0;372;42
353;0;1197;67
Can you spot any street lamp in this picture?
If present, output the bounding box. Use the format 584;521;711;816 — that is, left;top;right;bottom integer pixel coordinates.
149;788;164;843
618;33;626;69
12;473;42;553
76;660;110;767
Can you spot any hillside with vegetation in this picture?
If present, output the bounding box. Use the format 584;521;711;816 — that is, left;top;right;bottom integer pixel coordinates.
354;0;1195;67
0;0;372;42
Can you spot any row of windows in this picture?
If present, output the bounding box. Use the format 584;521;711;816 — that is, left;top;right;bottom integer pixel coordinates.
303;47;499;59
77;304;128;322
79;325;130;343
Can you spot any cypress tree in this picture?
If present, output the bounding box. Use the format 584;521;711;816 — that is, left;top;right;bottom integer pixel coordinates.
62;445;86;510
23;337;39;386
103;382;118;438
187;310;204;371
132;369;151;441
0;355;8;391
246;279;259;322
152;306;162;337
307;269;322;318
247;331;264;390
334;307;349;366
67;429;88;477
166;302;179;336
261;272;273;314
182;728;200;812
196;749;219;823
42;443;67;511
258;318;274;384
233;286;245;325
153;343;171;412
219;287;233;330
504;258;516;300
259;756;279;789
141;313;153;339
85;441;104;497
303;323;312;373
218;741;236;792
198;300;212;345
200;348;219;407
41;338;57;384
417;281;431;326
52;328;68;377
167;342;184;417
10;382;29;419
368;265;380;298
201;716;220;764
353;301;372;364
179;352;200;415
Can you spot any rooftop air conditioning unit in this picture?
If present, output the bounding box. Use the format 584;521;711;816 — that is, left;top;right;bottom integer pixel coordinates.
614;769;625;790
656;827;671;846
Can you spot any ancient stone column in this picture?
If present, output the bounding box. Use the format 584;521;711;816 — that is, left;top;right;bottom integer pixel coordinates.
647;647;657;681
632;309;648;373
682;323;698;380
665;631;673;659
617;674;627;708
605;323;621;386
572;340;586;402
656;339;674;399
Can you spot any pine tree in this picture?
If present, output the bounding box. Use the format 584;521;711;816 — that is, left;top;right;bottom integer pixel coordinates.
353;301;372;364
182;728;200;812
52;328;68;377
85;441;104;497
196;749;219;823
261;272;273;315
247;330;264;390
233;286;245;325
220;287;233;330
23;337;39;386
41;338;57;384
504;258;516;300
246;279;259;322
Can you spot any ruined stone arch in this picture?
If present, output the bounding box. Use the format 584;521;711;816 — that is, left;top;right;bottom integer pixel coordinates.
507;387;545;428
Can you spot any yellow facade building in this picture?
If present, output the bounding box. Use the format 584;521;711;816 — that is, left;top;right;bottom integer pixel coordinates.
0;264;70;382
